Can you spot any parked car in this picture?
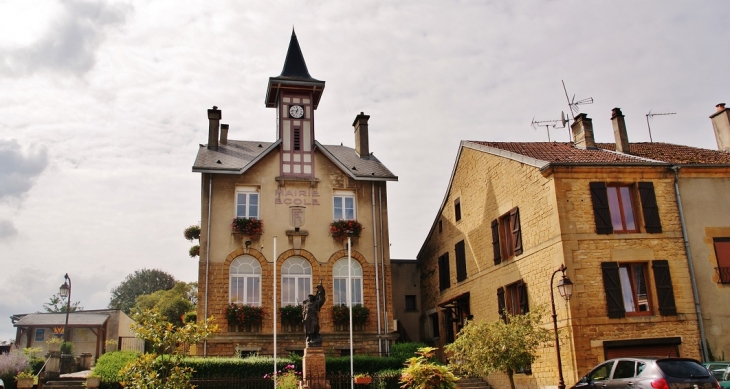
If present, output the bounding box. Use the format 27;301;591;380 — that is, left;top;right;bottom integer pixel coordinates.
571;357;720;389
704;362;730;388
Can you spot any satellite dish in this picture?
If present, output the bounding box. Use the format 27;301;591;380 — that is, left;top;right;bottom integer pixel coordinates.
560;111;568;128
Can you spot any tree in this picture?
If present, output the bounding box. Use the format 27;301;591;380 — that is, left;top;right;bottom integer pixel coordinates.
445;309;551;389
133;282;196;327
119;308;217;389
43;293;83;312
109;269;177;314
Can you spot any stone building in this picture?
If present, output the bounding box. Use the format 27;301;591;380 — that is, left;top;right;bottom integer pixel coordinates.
192;31;398;357
415;108;730;389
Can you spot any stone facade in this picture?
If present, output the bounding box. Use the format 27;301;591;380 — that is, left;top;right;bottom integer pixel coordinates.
417;143;701;389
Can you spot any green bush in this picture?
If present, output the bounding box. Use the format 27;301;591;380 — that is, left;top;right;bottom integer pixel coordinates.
326;355;403;375
185;356;300;379
92;350;140;383
390;342;429;363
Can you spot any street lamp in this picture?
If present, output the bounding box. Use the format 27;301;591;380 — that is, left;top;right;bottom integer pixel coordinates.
59;273;72;343
550;264;574;389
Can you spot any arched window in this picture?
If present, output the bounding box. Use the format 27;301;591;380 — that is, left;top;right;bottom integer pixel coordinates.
333;258;363;306
230;256;261;306
281;257;312;306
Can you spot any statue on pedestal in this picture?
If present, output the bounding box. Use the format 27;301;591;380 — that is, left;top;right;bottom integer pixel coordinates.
303;284;326;347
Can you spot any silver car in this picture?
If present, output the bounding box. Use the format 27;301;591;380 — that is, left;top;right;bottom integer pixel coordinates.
571;357;719;389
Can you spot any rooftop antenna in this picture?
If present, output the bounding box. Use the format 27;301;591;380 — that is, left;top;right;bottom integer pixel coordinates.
562;80;593;139
531;112;568;142
645;110;676;143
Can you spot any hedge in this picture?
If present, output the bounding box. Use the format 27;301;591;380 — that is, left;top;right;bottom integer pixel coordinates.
184;356;301;378
92;350;140;383
326;355;403;375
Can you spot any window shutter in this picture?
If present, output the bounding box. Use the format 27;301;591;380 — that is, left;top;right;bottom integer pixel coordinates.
497;287;506;321
601;262;626;318
455;241;467;282
510;207;523;256
491;219;501;265
652;260;677;316
519;282;529;314
590;182;613;234
638;182;662;233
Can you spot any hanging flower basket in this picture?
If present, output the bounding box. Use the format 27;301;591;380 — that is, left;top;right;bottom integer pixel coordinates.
329;220;363;241
232;218;264;236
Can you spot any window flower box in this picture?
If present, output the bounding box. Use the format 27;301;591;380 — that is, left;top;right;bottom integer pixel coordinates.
279;305;304;332
332;304;369;331
225;303;263;332
232;218;264;236
329;220;363;241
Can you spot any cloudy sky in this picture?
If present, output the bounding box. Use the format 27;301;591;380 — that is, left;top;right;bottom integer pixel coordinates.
1;0;728;342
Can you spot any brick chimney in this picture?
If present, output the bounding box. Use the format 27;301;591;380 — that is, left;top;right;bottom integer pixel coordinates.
207;106;221;150
571;113;596;149
710;103;730;152
220;124;229;145
352;112;370;157
611;108;630;153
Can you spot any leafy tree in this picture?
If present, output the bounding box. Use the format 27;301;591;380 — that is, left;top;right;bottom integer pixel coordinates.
400;347;458;389
108;269;177;314
133;282;196;327
119;308;217;389
445;309;551;389
43;293;83;312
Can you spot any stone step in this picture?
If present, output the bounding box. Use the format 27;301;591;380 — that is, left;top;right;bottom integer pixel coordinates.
456;376;492;389
43;380;86;389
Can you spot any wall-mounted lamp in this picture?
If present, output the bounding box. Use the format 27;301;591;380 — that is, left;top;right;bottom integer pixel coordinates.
245;240;252;248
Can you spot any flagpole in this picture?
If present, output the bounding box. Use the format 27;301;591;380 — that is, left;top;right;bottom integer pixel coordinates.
348;236;354;389
273;236;278;389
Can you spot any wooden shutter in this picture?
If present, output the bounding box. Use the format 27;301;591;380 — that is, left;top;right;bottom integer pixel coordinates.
652;260;677;316
601;262;626;318
497;287;506;321
491;219;501;265
638;182;662;233
590;182;613;234
438;253;450;291
455;241;467;282
510;207;523;256
714;239;730;283
519;282;529;314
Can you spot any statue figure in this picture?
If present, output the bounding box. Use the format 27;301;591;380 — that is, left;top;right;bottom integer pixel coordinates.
303;284;326;347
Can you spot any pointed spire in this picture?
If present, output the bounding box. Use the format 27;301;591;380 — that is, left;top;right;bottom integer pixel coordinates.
279;29;313;79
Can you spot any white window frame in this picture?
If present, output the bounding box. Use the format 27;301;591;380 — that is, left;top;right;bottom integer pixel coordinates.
281;257;312;307
333;190;356;220
229;256;262;306
235;187;260;219
332;258;363;306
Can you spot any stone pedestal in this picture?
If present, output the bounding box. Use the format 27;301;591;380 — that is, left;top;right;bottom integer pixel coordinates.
302;346;329;389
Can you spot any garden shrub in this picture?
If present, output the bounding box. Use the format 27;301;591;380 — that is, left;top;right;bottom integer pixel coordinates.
0;349;31;389
326;355;402;375
390;342;428;363
185;356;301;378
92;350;140;383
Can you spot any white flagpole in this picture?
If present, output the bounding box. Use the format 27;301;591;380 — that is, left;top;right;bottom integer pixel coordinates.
348;237;354;389
273;236;278;389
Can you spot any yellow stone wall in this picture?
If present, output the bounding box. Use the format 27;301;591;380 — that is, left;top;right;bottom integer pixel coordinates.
418;146;701;389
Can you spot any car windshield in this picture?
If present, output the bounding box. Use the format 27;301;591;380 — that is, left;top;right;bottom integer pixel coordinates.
657;360;710;379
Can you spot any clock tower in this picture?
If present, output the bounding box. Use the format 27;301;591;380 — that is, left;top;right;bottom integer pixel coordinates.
265;30;325;179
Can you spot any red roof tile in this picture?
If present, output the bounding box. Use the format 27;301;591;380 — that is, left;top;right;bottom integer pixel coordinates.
597;142;730;165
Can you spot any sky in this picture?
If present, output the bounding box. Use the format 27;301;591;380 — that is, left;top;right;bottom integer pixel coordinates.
1;0;729;342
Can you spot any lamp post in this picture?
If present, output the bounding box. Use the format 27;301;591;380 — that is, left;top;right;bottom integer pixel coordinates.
550;264;574;389
59;273;72;343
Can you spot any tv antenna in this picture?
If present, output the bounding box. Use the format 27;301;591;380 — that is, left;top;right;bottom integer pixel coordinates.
531;112;569;141
645;110;676;143
562;80;594;118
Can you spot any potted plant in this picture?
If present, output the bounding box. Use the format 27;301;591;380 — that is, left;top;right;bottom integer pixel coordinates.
232;218;264;236
188;245;200;258
15;371;35;389
225;303;264;331
354;373;372;385
86;372;101;389
329;220;363;241
47;337;62;353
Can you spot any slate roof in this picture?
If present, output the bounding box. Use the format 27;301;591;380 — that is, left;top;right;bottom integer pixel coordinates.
192;140;397;181
13;313;109;327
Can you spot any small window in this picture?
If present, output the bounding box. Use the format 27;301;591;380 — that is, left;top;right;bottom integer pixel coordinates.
505;281;529;315
590;182;661;234
607;185;638;233
455;240;467;282
405;295;417;311
714;238;730;284
454;198;461;222
430;313;440;338
618;263;651;315
438;253;450;291
493;207;523;263
438;219;443;233
35;329;45;342
334;192;356;220
236;188;260;219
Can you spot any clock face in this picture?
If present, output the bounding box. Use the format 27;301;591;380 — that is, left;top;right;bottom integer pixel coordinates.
289;105;304;119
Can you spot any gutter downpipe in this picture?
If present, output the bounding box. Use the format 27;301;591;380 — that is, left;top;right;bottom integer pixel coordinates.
378;185;389;355
204;174;213;356
371;182;383;355
672;166;709;362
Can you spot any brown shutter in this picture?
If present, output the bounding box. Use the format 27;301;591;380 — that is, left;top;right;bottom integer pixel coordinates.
590;182;613;234
638;182;662;233
497;287;506;322
455;240;467;282
519;282;529;314
492;219;501;265
652;260;677;316
510;207;523;256
601;262;626;318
